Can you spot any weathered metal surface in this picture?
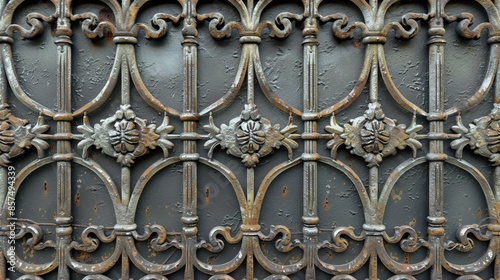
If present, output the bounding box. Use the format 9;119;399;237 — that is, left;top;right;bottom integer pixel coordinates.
0;0;498;278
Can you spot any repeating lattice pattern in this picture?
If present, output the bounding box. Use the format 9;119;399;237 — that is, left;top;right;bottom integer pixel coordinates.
0;0;499;279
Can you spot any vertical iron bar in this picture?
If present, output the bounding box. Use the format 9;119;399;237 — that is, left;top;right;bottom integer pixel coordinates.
121;49;131;280
246;166;255;280
302;1;319;277
247;168;254;210
245;57;255;280
367;44;379;280
181;2;199;278
54;0;73;278
240;36;261;280
368;166;378;280
112;29;140;279
427;0;446;278
247;52;255;106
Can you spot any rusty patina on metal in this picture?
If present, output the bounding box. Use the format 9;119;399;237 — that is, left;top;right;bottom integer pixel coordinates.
0;0;499;279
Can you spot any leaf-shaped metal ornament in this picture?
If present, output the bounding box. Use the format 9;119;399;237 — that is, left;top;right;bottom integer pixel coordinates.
451;106;500;166
76;105;173;167
325;103;422;167
155;114;175;157
0;104;50;166
203;104;298;168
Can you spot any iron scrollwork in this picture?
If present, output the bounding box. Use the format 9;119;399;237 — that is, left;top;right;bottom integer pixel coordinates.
2;0;500;278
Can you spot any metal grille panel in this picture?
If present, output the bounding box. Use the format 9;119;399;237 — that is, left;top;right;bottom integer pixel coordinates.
0;0;499;279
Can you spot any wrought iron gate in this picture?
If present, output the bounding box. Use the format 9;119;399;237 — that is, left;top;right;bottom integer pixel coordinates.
1;0;500;278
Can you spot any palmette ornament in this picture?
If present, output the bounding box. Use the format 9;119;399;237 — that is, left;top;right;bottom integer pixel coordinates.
77;104;174;167
203;104;298;168
326;102;422;167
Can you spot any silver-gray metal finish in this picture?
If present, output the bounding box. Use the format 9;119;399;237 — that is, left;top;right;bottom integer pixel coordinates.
0;0;499;279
